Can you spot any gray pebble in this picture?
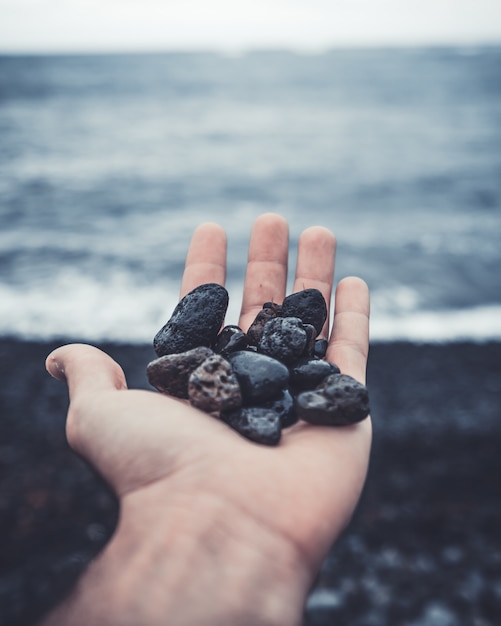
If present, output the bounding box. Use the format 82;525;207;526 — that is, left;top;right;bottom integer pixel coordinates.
295;373;370;425
227;350;289;403
258;316;307;365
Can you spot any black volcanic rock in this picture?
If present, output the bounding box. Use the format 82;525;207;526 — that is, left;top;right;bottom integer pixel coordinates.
213;325;248;356
289;358;340;392
295;373;370;426
281;288;327;336
153;283;228;357
259;389;297;428
223;406;282;446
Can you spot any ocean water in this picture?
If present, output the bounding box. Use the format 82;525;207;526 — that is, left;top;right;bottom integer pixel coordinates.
0;48;500;343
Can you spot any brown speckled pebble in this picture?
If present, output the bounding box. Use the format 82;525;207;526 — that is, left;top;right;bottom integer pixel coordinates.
188;354;242;414
146;346;214;398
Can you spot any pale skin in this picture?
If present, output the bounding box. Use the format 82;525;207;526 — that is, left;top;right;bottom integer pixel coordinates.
42;213;371;626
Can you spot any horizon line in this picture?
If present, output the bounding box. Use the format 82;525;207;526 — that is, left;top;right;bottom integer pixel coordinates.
1;39;501;57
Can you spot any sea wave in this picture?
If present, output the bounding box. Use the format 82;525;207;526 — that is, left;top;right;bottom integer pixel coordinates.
1;275;500;344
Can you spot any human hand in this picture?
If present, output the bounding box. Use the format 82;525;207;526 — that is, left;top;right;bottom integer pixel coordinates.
43;213;371;626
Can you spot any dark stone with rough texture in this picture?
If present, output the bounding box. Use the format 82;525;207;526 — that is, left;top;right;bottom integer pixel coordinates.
258;317;307;365
147;346;214;398
227;350;289;403
153;283;228;357
314;338;329;359
295;373;370;426
247;307;280;346
281;288;327;336
260;390;297;428
223;407;282;446
188;355;242;414
289;358;341;392
213;325;248;356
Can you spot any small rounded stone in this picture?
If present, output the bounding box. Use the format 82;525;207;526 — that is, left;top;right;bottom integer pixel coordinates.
223;407;282;446
314;339;329;359
258;316;307;365
188;355;242;414
213;325;248;355
227;350;289;403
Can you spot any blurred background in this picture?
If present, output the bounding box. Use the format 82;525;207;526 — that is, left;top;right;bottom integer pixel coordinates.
1;1;501;625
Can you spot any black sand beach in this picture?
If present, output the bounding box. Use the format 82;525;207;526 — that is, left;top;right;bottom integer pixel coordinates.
1;339;500;625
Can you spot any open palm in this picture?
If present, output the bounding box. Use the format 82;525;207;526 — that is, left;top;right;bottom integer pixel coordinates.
46;213;371;624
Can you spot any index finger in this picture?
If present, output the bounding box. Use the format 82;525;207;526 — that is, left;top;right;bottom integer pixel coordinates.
180;222;227;297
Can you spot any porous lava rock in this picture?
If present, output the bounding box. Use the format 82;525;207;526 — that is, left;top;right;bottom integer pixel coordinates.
258;317;307;365
147;346;214;398
188;354;242;414
227;350;289;403
281;288;327;336
153;283;228;357
222;406;282;446
295;373;370;426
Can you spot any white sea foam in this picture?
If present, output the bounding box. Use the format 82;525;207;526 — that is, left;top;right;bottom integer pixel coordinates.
0;275;500;343
370;305;501;342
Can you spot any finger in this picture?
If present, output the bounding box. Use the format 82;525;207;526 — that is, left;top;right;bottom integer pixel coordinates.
180;222;227;297
46;343;127;401
327;276;370;383
46;344;128;474
239;213;289;331
292;226;336;339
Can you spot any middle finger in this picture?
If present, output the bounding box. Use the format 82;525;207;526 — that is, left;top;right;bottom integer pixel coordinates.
239;213;289;331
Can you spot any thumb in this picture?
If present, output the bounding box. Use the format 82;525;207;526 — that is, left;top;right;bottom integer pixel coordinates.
46;343;128;471
46;343;128;400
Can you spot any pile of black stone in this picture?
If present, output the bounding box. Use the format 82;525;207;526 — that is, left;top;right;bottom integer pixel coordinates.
147;284;369;445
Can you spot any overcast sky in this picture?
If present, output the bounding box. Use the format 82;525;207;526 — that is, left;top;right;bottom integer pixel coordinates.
1;0;501;53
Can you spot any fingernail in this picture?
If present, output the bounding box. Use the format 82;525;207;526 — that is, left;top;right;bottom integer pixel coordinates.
46;352;67;382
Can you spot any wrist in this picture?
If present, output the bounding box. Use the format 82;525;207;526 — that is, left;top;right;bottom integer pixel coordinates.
44;483;309;626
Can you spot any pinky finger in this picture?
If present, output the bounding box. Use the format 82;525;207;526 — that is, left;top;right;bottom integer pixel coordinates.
327;277;370;384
